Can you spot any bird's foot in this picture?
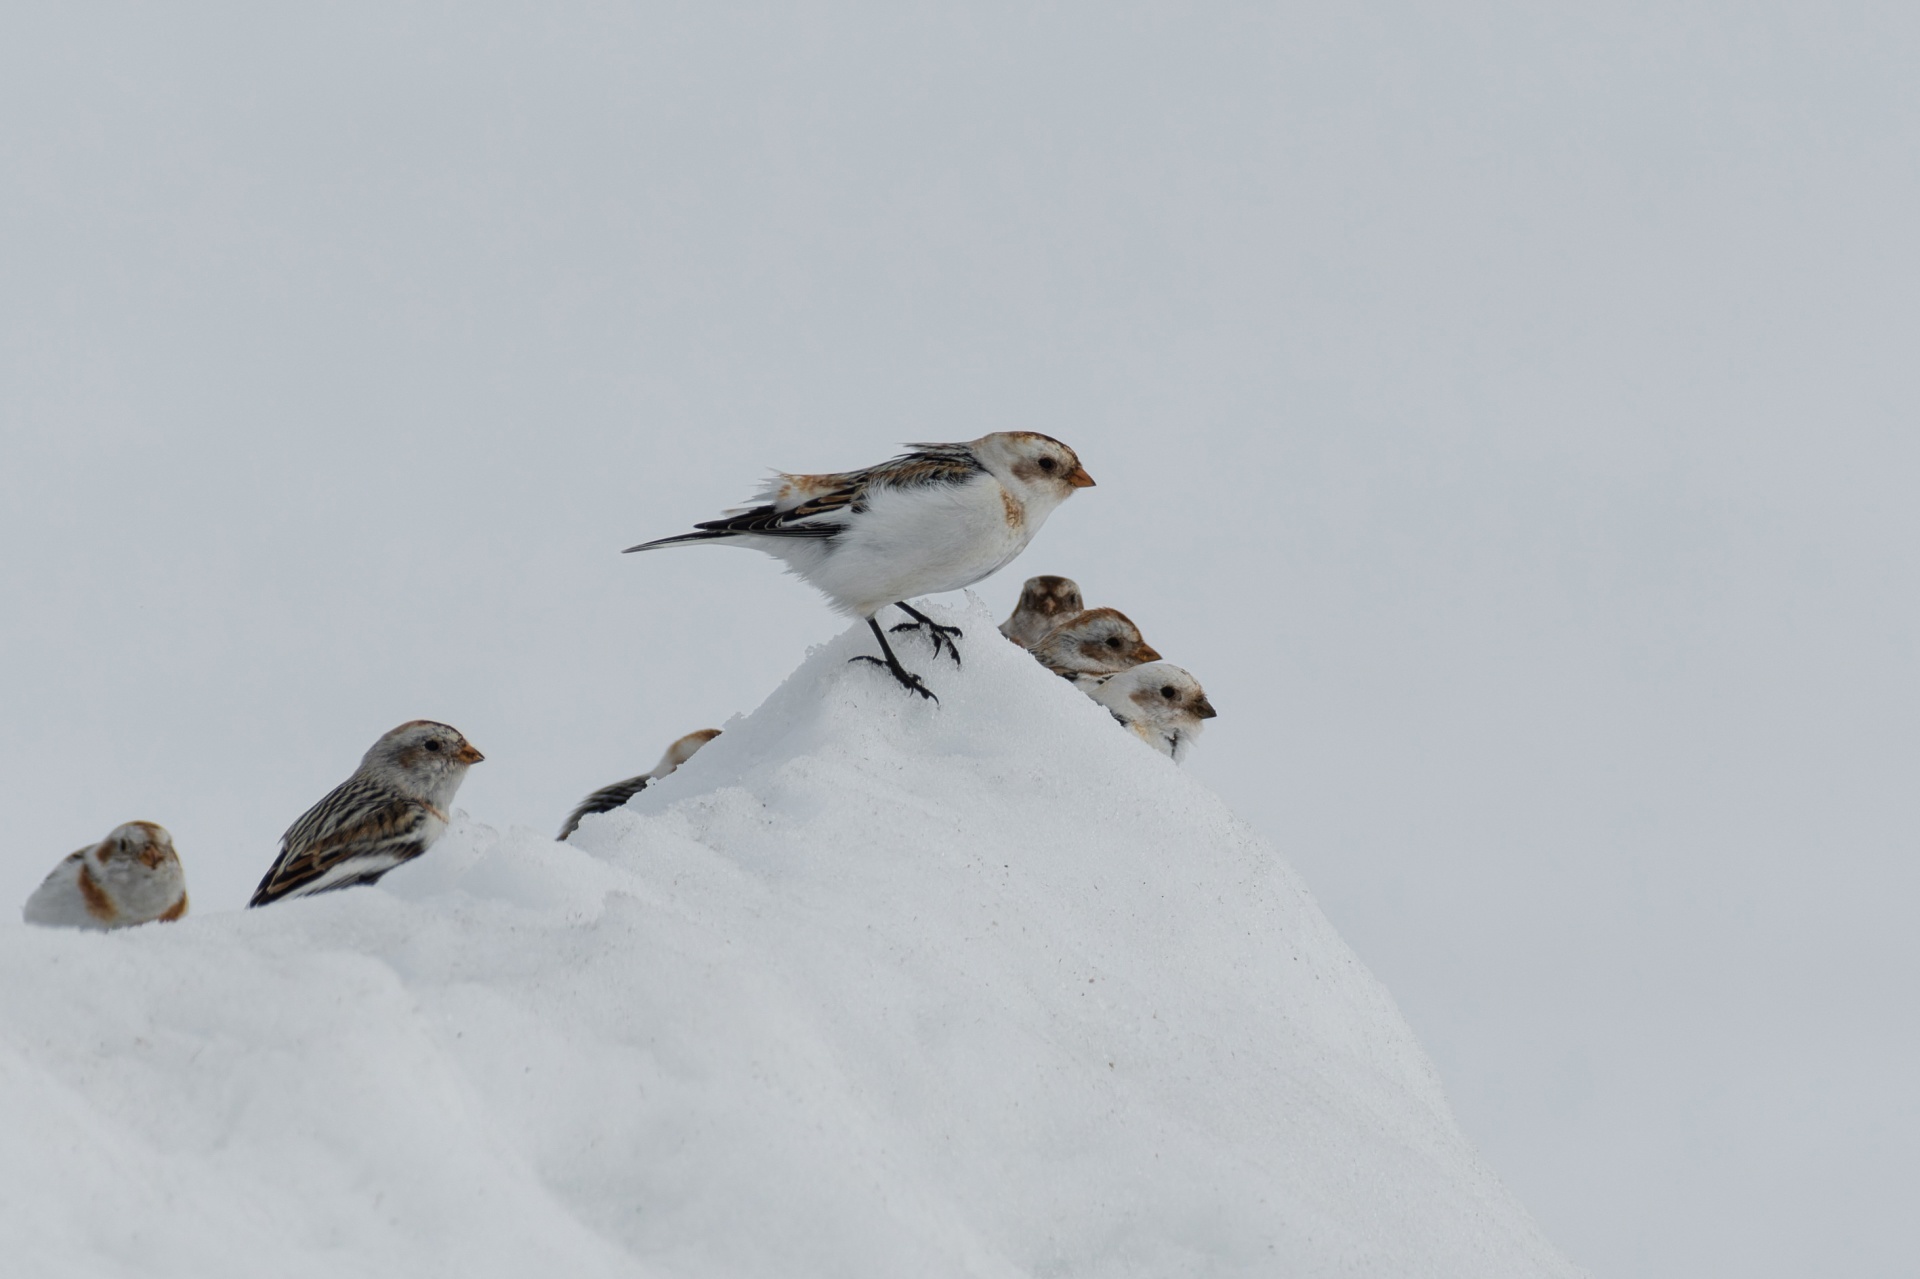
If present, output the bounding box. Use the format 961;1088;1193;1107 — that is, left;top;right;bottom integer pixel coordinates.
890;616;965;666
849;654;940;702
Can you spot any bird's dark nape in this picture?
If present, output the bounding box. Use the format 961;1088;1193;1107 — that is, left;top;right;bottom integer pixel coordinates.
889;602;964;666
851;617;939;701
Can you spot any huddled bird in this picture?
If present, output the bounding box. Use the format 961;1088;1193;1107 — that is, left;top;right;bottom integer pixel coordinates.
249;720;483;907
22;820;189;930
1030;608;1162;688
559;728;721;840
1090;662;1218;763
999;575;1086;649
625;433;1094;701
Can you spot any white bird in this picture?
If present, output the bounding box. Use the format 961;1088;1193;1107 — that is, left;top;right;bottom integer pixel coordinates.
1030;607;1162;688
999;575;1086;648
23;821;189;931
625;433;1095;700
559;727;721;840
1090;662;1218;763
250;720;483;907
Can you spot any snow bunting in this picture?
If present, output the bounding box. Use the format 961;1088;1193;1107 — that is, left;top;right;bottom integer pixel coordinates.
625;433;1095;700
22;821;189;930
559;727;721;840
999;575;1085;648
1030;608;1162;688
249;720;483;907
1090;662;1218;763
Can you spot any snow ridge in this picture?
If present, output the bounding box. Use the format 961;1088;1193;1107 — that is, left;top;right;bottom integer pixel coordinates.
0;597;1577;1277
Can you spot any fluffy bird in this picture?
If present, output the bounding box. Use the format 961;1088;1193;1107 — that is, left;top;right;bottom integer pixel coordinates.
1090;662;1218;763
1030;607;1162;688
22;821;189;930
999;575;1085;648
249;720;483;907
625;433;1095;700
559;727;721;840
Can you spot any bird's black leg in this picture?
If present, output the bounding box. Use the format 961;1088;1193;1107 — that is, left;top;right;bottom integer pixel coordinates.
888;601;964;666
850;616;939;701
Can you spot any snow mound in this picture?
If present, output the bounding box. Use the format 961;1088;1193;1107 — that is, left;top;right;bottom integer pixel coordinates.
0;597;1577;1277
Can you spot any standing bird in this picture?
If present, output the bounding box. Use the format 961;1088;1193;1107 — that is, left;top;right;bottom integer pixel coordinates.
1090;662;1218;763
1030;608;1162;689
559;727;722;840
23;821;189;930
625;433;1095;701
249;720;483;907
998;575;1086;648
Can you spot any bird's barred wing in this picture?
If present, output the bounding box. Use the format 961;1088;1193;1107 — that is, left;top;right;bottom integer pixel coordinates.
624;445;985;551
557;775;651;840
279;773;392;853
250;793;436;906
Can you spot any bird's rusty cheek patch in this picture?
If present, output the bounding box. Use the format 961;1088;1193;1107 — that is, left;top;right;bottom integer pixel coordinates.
76;865;116;922
159;892;188;923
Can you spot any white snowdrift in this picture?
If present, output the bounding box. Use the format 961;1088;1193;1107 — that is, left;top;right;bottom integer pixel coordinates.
0;598;1577;1278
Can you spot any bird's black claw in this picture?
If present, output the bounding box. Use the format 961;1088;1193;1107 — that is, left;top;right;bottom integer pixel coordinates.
848;654;940;702
890;619;965;666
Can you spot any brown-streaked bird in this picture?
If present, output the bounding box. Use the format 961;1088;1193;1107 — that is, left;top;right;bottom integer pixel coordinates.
250;720;483;907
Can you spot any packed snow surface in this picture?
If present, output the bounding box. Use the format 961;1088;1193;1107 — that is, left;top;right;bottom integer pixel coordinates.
0;599;1577;1277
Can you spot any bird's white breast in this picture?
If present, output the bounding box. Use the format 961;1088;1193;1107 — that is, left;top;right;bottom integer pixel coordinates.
807;476;1036;617
95;856;187;923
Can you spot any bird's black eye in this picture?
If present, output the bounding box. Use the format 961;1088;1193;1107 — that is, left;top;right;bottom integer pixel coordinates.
425;740;443;752
1038;456;1057;472
1106;636;1121;648
1160;686;1176;699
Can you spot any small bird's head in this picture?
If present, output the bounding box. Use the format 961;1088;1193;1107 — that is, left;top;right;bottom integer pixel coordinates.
1001;575;1087;647
971;433;1095;514
363;720;485;800
1092;662;1217;761
95;821;178;872
1016;576;1084;623
656;727;722;776
1033;607;1162;675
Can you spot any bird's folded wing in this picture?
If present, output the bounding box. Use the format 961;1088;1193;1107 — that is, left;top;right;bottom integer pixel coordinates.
251;794;432;905
693;485;859;537
557;775;650;840
696;448;985;536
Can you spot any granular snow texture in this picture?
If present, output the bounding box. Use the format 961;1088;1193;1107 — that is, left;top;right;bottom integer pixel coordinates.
0;598;1578;1277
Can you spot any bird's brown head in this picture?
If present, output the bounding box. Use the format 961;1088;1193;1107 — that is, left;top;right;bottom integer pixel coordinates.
1034;607;1160;674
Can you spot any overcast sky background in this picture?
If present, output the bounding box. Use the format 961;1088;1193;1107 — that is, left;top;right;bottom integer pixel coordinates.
4;4;1916;1275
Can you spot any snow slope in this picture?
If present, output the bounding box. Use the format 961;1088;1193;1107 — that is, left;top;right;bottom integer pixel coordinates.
0;598;1577;1278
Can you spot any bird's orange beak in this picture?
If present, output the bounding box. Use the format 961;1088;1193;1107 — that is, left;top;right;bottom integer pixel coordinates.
1066;465;1096;488
1135;643;1162;663
457;743;486;764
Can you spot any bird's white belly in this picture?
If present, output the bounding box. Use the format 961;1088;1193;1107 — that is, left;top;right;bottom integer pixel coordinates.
813;479;1032;616
99;859;186;922
21;859;98;928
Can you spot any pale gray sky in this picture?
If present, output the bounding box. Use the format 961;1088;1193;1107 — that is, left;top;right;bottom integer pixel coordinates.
4;5;1916;1275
